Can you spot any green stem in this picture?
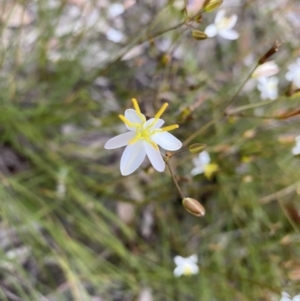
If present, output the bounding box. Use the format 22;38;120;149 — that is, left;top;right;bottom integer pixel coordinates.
224;63;259;110
165;160;185;199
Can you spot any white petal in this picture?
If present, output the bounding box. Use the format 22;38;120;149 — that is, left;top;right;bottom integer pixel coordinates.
104;132;136;149
120;141;146;176
145;142;165;172
252;61;279;78
260;91;268;100
292;146;300;155
270;77;279;85
189;263;199;275
286;67;297;80
124;109;146;131
293;295;300;301
151;132;182;151
192;157;200;166
225;14;238;29
144;118;164;130
257;77;268;85
191;166;204;176
174;256;185;266
215;9;226;23
280;297;292;301
204;24;217;37
199;151;210;165
188;254;198;263
173;266;183;277
269;90;278;100
219;29;239;40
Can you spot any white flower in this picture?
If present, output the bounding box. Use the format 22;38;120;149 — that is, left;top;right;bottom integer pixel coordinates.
285;58;300;88
191;151;218;179
204;9;239;40
252;61;279;79
173;255;199;277
191;151;210;176
292;136;300;156
280;292;300;301
257;76;279;100
104;98;182;176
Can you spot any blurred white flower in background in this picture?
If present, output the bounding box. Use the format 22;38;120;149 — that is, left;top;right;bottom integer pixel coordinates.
172;0;186;10
104;98;182;176
107;3;125;18
204;9;239;40
292;136;300;156
285;58;300;88
280;292;300;301
173;255;199;277
257;76;279;100
191;151;219;179
252;61;279;79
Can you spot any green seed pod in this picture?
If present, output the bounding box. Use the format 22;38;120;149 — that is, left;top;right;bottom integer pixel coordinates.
203;0;223;12
189;143;206;154
192;30;208;40
182;197;206;217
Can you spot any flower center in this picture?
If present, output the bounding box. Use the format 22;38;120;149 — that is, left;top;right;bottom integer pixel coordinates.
267;80;276;92
118;98;179;150
183;265;193;276
216;17;231;30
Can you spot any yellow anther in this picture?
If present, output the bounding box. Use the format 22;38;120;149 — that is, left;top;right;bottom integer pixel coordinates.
161;124;179;132
119;114;136;128
204;163;219;180
155;103;169;119
131;98;141;114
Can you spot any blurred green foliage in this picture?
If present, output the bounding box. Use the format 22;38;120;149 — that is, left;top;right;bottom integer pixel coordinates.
0;1;300;300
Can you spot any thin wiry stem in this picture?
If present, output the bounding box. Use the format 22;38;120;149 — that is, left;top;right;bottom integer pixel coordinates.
165;159;185;199
224;63;259;111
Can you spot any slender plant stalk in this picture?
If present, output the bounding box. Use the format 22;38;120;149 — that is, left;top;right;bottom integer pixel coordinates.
165;160;185;199
224;63;259;110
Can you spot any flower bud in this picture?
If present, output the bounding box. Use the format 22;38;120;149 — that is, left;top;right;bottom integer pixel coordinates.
189;143;206;154
203;0;223;12
252;61;279;79
258;40;281;64
182;197;205;217
192;30;208;40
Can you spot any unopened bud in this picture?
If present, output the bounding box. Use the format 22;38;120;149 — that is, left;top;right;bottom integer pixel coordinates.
189;143;206;154
182;197;205;217
203;0;223;12
258;40;281;64
252;61;279;79
192;30;208;40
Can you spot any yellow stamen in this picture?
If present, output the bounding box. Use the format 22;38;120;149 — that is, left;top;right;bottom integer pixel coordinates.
119;114;136;127
128;135;141;145
131;98;141;114
161;124;179;132
128;135;159;150
155;103;169;119
183;266;192;276
145;138;159;150
204;163;219;180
